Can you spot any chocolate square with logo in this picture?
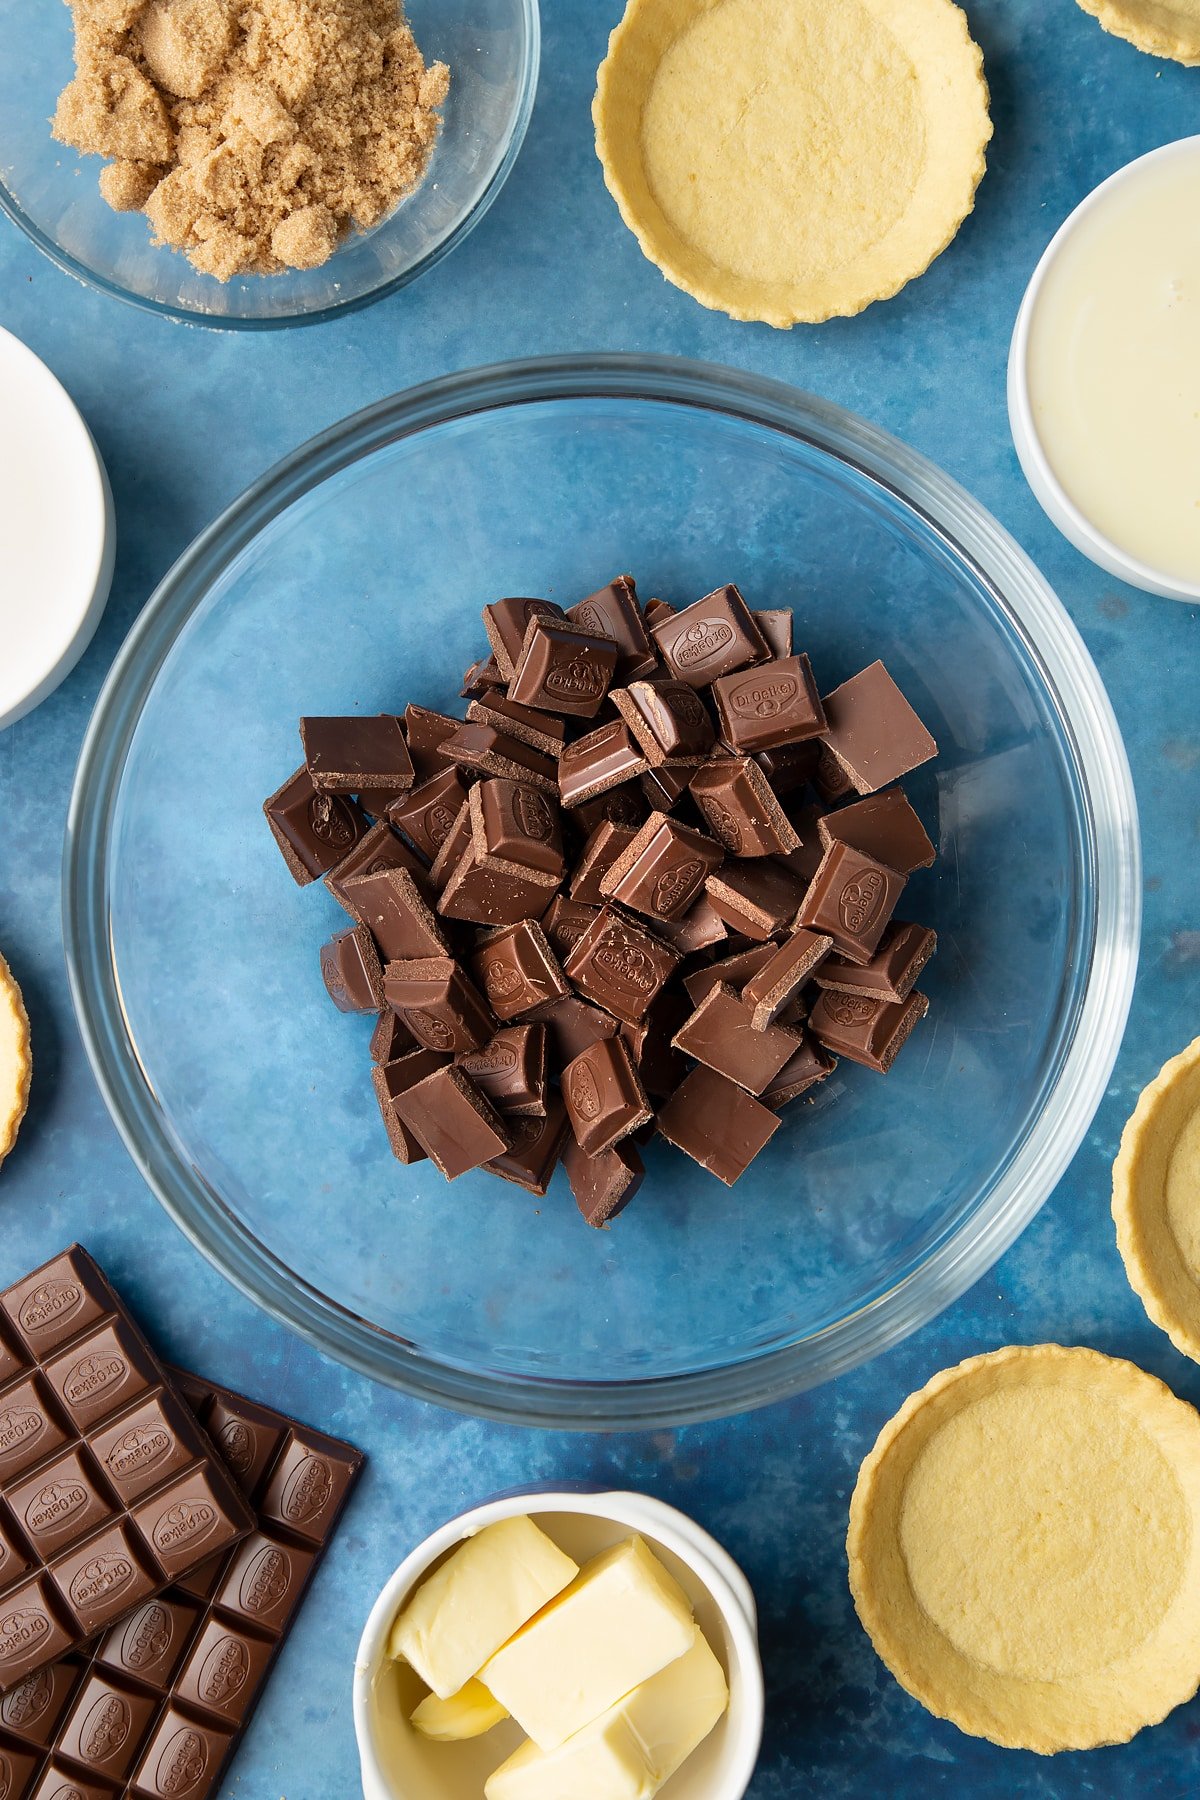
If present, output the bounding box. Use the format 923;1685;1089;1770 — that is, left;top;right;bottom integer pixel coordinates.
57;1671;159;1779
27;1758;116;1800
650;584;769;688
10;1452;112;1558
198;1399;284;1503
0;1741;41;1796
258;1436;353;1545
710;654;826;753
563;908;681;1027
0;1658;83;1747
797;840;907;965
45;1322;155;1432
386;769;470;863
0;1379;68;1484
130;1708;233;1800
599;812;724;923
173;1621;273;1728
88;1394;197;1506
3;1253;109;1361
214;1533;314;1635
50;1522;155;1636
0;1581;75;1688
508;619;619;719
94;1596;199;1689
263;765;368;886
131;1470;245;1584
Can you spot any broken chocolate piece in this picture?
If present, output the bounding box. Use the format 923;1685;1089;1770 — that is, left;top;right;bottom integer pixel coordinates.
300;714;413;794
372;1049;447;1162
656;1066;781;1185
483;1099;570;1195
672;984;803;1095
393;1066;511;1179
264;767;367;886
562;1035;653;1157
817;789;935;874
815;921;936;1002
689;756;801;858
441;723;558;794
370;1011;414;1064
319;927;384;1014
458;1024;547;1117
563;907;681;1026
558;722;648;808
340;866;450;962
508;618;619;719
650;584;769;688
388;769;471;862
820;661;937;793
482;598;566;679
470;921;568;1019
403;704;462;780
469;778;566;879
568;576;656;680
759;1034;837;1107
710;654;826;753
704;860;807;941
563;1136;645;1227
809;988;930;1073
325;819;428;909
570;822;638;905
599;811;724;923
382;957;494;1053
742;929;832;1030
796;840;907;965
467;695;568;759
611;680;715;766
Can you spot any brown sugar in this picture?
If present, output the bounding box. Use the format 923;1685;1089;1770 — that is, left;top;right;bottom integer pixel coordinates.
52;0;450;281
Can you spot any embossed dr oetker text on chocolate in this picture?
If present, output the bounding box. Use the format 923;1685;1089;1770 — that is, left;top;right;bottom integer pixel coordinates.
0;1363;363;1799
0;1248;255;1693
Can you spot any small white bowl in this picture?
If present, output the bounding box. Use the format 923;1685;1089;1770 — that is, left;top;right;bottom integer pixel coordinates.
1008;136;1200;604
354;1488;764;1800
0;326;115;729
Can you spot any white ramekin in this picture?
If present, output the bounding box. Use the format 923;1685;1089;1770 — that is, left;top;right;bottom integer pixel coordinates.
1008;136;1200;604
354;1488;764;1800
0;326;116;729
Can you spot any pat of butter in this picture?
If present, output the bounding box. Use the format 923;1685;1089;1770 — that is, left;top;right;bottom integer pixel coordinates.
480;1535;697;1751
484;1633;729;1800
411;1677;509;1741
389;1517;579;1699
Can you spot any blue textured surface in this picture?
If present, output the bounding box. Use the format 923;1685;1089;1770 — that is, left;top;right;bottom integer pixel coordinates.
0;2;1197;1794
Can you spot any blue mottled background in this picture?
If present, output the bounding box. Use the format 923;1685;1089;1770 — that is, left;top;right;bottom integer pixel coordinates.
1;2;1198;1794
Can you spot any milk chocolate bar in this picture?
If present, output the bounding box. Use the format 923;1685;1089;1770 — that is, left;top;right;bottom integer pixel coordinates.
0;1365;361;1800
0;1250;254;1694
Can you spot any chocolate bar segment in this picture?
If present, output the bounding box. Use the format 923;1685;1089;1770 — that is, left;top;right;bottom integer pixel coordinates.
482;1100;569;1197
508;619;619;719
323;821;427;910
0;1251;253;1694
372;1051;446;1164
340;867;449;963
319;928;383;1014
562;1037;652;1157
796;841;907;965
466;696;567;760
741;930;832;1030
567;577;655;680
470;923;568;1021
563;908;681;1027
457;1025;547;1117
704;861;806;941
382;958;494;1054
393;1067;511;1179
650;585;769;688
470;780;565;880
817;789;935;874
809;988;930;1072
671;985;803;1095
558;724;647;808
401;705;462;781
656;1067;781;1185
689;757;800;858
610;681;714;766
820;662;937;794
710;654;826;753
482;598;565;680
562;1138;645;1228
599;812;724;923
814;921;936;1002
263;768;367;887
440;724;558;795
300;715;413;795
0;1369;362;1800
387;770;470;863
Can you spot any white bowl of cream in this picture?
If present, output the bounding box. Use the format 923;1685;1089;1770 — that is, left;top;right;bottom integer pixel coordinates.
1009;136;1200;601
353;1488;764;1800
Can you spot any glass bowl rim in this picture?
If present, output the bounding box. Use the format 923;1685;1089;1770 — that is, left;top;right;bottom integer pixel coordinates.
0;0;541;331
62;353;1142;1427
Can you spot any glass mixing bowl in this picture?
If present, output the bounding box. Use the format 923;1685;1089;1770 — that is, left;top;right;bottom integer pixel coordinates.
64;356;1140;1427
0;0;538;328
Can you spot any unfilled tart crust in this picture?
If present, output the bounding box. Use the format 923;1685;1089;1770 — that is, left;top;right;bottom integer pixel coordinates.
1114;1037;1200;1361
0;952;30;1169
847;1345;1200;1752
1076;0;1200;64
593;0;992;327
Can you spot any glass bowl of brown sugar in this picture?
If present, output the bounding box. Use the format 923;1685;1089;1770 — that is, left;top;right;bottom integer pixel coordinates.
0;0;538;328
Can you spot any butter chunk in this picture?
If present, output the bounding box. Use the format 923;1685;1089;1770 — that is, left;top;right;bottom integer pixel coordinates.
485;1633;729;1800
389;1517;579;1700
481;1536;697;1751
412;1677;509;1742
